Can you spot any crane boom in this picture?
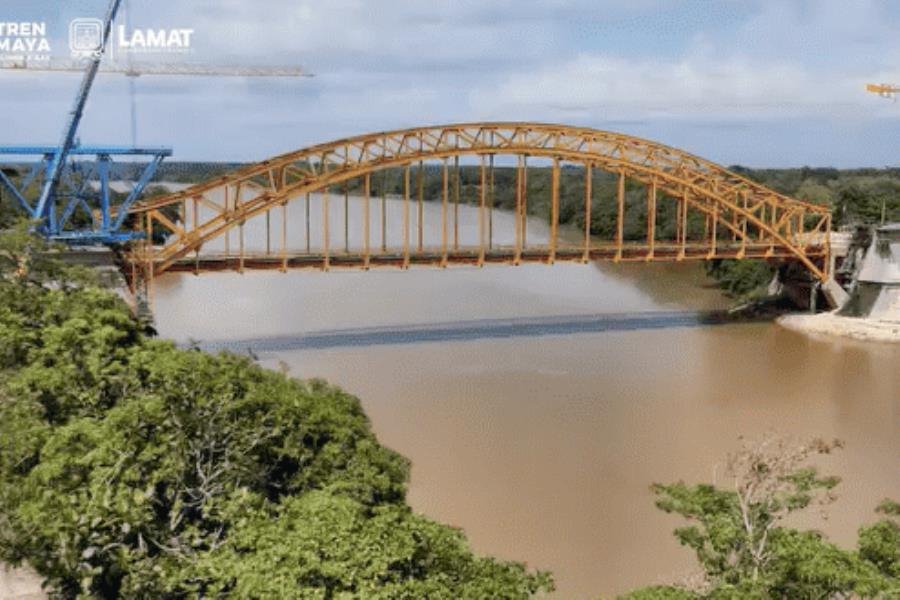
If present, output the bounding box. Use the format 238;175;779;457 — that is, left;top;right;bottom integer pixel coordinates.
34;0;122;228
0;58;310;77
866;83;899;98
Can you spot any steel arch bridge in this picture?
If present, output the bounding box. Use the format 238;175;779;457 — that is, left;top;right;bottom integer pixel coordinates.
124;122;832;287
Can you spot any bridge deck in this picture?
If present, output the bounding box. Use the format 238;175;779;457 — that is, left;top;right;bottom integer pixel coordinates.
161;242;827;273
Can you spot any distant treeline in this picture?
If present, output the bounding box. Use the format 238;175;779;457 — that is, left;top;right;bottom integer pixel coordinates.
139;161;900;234
117;161;247;183
144;161;248;183
4;161;897;233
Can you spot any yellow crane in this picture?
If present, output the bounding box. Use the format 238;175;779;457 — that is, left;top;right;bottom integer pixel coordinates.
866;83;899;99
864;84;897;225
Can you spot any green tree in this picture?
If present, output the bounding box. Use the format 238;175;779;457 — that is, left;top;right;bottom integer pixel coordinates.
620;437;898;599
704;260;774;299
0;226;552;599
185;490;552;599
858;500;900;583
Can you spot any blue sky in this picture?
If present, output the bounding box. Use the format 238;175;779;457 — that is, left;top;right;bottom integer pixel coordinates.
1;0;898;167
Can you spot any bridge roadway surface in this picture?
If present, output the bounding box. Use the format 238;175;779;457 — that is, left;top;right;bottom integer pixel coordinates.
163;242;809;273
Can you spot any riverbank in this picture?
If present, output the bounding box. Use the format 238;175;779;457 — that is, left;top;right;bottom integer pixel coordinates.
778;311;900;343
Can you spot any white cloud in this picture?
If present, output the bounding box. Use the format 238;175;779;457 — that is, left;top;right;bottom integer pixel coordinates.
0;0;897;166
466;0;900;123
164;0;559;68
468;53;898;121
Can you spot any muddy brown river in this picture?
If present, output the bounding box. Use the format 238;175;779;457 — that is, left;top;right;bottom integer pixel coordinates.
151;198;900;598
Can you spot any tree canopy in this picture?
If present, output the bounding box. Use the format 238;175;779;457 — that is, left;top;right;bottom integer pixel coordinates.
0;223;552;598
619;437;899;599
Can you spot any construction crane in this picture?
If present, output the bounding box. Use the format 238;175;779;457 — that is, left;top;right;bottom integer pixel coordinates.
864;83;897;225
0;0;309;243
866;83;899;99
0;58;309;78
19;0;125;241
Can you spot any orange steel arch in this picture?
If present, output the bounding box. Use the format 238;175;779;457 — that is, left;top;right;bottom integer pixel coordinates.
126;122;832;280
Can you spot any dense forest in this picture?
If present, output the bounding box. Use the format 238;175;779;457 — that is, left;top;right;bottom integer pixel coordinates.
0;225;553;598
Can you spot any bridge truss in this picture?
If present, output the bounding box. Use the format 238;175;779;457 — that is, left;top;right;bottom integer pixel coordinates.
0;144;170;243
124;123;832;292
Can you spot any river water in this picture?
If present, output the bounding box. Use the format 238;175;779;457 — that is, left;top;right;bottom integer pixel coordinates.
151;197;900;598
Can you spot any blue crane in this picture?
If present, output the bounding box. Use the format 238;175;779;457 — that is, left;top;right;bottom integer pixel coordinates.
0;0;171;243
0;1;308;243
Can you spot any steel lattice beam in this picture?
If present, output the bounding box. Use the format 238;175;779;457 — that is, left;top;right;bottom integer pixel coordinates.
0;145;171;243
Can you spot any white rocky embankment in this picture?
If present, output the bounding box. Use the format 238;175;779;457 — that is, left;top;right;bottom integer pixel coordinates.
782;225;900;343
778;311;900;343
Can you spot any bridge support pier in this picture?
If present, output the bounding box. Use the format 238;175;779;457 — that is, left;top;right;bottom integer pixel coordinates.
821;277;850;309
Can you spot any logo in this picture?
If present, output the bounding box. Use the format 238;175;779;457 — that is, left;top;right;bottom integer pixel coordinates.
69;18;103;58
65;18;196;61
116;25;194;54
0;21;51;60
